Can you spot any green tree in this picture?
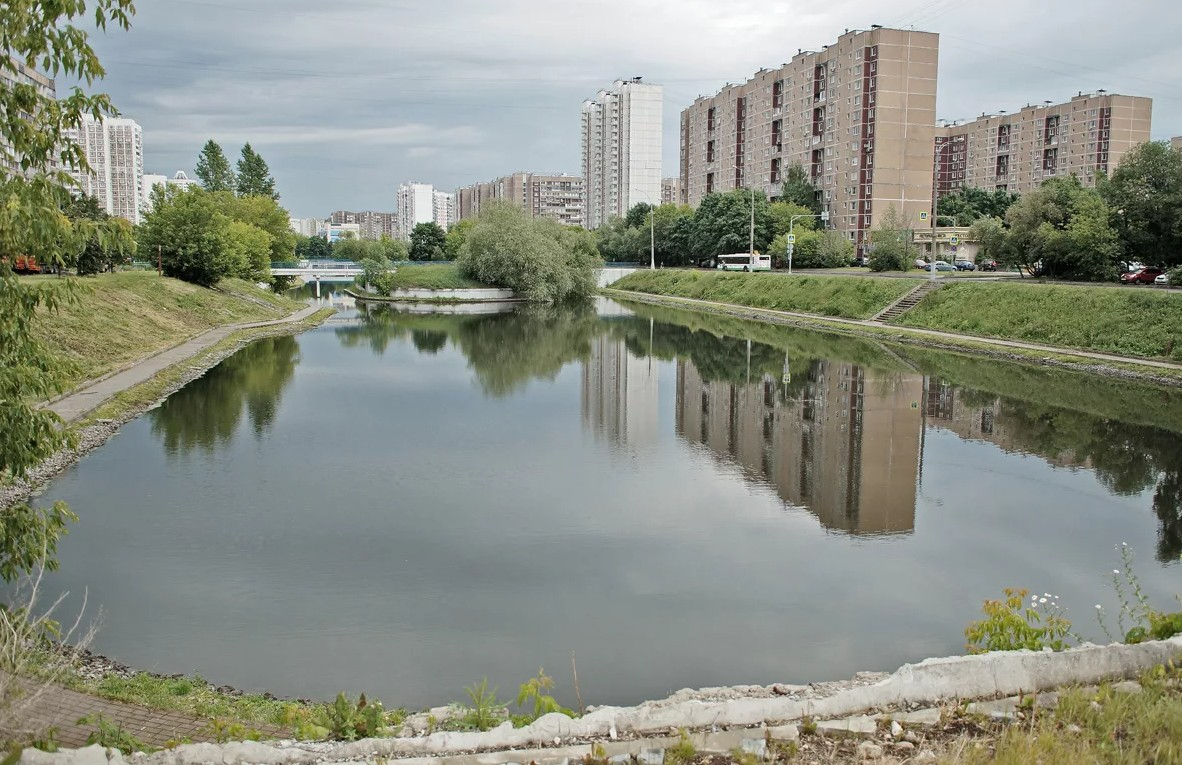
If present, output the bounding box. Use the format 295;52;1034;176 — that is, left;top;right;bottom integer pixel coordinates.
1;0;135;584
138;188;236;286
194;140;236;192
623;202;653;229
868;205;917;272
295;234;331;261
235;142;278;200
330;237;375;263
376;235;408;262
595;217;646;263
968;216;1008;267
937;186;1019;227
1004;177;1119;280
768;201;817;238
62;195;135;275
409;222;447;261
445;219;476;259
779;163;822;214
690;189;775;260
1100;141;1182;269
223;194;294;263
651;204;696;266
456;201;601;303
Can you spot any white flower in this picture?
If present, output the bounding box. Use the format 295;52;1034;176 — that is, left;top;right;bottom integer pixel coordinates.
1039;597;1048;604
1114;570;1121;574
1096;604;1103;610
1122;542;1128;547
1044;593;1051;597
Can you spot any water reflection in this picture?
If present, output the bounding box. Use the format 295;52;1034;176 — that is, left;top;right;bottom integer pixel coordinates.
149;335;300;456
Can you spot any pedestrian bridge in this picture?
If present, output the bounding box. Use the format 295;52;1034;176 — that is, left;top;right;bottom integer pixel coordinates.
270;260;363;281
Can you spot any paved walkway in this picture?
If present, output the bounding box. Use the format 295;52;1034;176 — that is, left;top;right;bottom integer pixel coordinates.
606;290;1182;373
46;305;323;424
3;672;285;748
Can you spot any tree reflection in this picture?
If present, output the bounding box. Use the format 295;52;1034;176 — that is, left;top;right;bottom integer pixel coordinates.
150;335;300;456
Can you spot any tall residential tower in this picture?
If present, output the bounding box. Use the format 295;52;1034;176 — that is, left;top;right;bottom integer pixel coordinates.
581;77;663;229
62;115;145;224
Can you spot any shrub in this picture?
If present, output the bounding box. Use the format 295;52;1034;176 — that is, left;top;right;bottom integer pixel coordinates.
964;588;1073;653
457;202;601;302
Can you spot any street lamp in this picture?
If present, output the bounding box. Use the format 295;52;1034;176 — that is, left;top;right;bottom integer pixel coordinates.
787;211;830;274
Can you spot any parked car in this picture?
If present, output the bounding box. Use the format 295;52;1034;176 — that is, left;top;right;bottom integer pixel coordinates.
954;260;976;271
925;260;954;272
978;260;998;272
1120;267;1164;284
914;258;928;269
1156;272;1171;286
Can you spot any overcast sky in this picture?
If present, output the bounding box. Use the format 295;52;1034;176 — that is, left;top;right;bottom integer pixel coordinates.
84;0;1181;218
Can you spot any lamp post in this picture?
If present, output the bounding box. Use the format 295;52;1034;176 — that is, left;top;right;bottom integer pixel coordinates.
787;211;830;274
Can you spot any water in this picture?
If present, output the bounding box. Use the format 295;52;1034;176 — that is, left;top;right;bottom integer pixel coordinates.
42;298;1182;709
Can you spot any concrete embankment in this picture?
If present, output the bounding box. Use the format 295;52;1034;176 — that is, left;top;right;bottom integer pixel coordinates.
21;636;1182;765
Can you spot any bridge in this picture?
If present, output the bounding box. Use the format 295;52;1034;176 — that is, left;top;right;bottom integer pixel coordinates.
270;260;364;281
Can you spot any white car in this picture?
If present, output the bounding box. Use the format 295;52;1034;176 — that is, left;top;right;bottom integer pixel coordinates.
1155;272;1171;286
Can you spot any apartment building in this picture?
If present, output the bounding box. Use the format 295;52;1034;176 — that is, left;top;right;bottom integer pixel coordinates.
63;115;145;224
581;77;663;229
661;177;681;204
288;217;322;237
1;60;56;174
396;182;447;239
1173;136;1182;152
934;92;1152;198
141;170;199;215
330;210;396;240
455;172;585;225
680;27;938;256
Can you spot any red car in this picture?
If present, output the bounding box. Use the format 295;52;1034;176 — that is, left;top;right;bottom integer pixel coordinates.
1121;267;1164;284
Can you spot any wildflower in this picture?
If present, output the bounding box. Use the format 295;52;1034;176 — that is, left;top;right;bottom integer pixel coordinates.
1096;604;1103;610
1039;597;1048;604
1114;570;1121;575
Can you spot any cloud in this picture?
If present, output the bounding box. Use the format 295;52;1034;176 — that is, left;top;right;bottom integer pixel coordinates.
78;0;1182;217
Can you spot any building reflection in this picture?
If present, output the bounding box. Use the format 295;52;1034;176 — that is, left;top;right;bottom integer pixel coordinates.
676;358;924;536
581;332;659;448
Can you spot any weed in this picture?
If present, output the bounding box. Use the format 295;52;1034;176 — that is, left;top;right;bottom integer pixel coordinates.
964;588;1074;653
77;713;151;754
664;731;697;765
1098;544;1182;644
162;737;192;750
310;692;387;741
205;718;263;743
460;678;505;732
580;743;611;765
729;746;760;765
516;668;574;724
799;716;817;736
30;727;59;752
768;738;798;759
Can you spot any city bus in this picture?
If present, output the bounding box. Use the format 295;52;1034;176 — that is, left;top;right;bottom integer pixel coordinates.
716;252;772;272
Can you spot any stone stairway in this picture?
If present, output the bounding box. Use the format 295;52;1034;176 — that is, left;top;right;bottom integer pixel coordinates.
873;280;943;322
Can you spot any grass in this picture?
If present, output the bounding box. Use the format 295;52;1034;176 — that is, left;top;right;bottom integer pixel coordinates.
610;269;919;320
898;281;1182;361
388;264;489;290
25;271;303;392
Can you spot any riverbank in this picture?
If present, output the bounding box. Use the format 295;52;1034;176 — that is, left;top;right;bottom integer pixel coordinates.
25;272;304;394
610;270;1182;364
388;264;489;290
1;305;334;512
604;285;1182;387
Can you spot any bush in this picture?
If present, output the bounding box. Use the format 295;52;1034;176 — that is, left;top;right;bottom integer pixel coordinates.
457;202;601;302
964;588;1073;653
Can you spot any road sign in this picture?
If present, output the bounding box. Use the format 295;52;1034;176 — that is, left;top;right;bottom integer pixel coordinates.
786;234;796;244
950;245;958;253
950;235;960;245
919;211;929;222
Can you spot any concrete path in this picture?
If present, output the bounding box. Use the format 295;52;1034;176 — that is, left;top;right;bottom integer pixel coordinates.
606;290;1182;373
46;305;323;424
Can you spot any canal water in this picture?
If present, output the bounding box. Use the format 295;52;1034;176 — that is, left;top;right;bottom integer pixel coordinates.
42;298;1182;710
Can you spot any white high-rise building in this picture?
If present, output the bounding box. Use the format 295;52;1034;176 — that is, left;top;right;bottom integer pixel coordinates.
63;115;144;224
580;77;663;230
141;170;200;216
1;60;56;175
396;182;437;240
432;190;455;230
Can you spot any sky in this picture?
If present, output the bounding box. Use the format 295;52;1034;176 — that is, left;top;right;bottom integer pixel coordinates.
82;0;1182;218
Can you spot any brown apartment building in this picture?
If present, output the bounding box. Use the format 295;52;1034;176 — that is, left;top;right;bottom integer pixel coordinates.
934;92;1152;198
456;172;585;226
680;27;939;257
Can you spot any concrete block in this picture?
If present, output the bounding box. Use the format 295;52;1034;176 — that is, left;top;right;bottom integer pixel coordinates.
636;748;664;765
816;715;876;739
766;724;799;742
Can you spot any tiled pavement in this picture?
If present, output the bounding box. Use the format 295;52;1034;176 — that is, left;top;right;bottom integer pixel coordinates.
5;674;286;748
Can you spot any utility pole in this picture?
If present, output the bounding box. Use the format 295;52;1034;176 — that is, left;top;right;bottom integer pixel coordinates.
749;187;756;255
157;245;162;277
650;207;655;270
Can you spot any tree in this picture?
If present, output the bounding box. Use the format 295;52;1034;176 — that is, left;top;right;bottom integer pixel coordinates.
1;0;135;586
376;235;408;262
968;216;1008;267
225;194;294;263
595;217;646;263
195;140;236;192
295;234;332;261
456;201;601;302
937;186;1019;227
409;222;447;261
868;205;917;272
62;194;135;275
1100;141;1182;269
445;219;476;259
780;163;822;215
768;201;817;238
651;204;696;266
1004;177;1120;280
690;189;775;260
235;142;278;200
624;202;653;229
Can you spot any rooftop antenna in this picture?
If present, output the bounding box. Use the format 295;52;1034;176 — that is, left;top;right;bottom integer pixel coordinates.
1098;88;1107;94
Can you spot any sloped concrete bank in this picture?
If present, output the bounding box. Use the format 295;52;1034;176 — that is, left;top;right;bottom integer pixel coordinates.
20;637;1182;765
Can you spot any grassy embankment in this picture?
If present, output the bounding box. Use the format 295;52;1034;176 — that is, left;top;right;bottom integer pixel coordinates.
610;270;919;320
388;264;488;290
898;281;1182;361
26;271;303;392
